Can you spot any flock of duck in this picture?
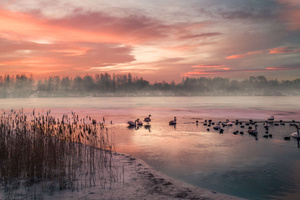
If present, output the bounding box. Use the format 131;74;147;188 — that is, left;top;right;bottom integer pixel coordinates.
128;115;300;142
206;116;300;142
202;116;300;141
128;115;177;127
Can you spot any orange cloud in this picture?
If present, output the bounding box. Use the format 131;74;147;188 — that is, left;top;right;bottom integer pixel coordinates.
226;50;264;59
268;47;300;54
191;64;230;71
227;47;300;60
265;67;283;70
226;54;246;59
181;71;217;77
180;63;300;77
181;64;232;77
192;64;225;68
266;63;300;71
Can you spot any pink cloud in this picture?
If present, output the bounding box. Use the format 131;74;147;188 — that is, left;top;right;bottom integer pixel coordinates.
0;8;123;44
46;10;170;44
0;8;183;45
0;8;215;45
0;38;135;78
0;6;221;81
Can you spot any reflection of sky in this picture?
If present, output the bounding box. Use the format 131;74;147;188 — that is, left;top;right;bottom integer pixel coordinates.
114;118;300;200
2;96;300;199
1;0;300;82
2;96;300;121
111;115;300;199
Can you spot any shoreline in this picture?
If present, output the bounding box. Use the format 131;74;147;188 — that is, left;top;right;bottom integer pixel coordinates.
44;151;243;200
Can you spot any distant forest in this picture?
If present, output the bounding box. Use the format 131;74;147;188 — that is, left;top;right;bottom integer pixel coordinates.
0;73;300;97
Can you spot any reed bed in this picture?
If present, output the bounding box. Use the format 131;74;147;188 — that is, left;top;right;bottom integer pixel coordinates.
0;109;120;199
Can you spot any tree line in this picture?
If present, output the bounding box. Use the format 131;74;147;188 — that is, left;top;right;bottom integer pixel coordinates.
0;73;299;97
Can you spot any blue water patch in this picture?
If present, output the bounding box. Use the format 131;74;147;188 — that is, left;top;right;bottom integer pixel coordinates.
178;162;298;199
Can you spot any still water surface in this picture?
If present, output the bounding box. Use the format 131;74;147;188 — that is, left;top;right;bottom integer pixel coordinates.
1;96;300;199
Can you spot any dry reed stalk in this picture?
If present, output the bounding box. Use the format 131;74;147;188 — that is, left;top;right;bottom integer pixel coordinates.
0;109;121;200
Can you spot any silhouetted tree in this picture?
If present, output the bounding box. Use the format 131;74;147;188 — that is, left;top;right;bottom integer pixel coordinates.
83;75;94;91
0;73;300;97
61;77;71;91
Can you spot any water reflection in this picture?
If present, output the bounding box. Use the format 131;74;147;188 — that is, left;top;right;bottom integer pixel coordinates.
144;124;151;132
2;96;300;199
127;125;138;130
113;117;300;200
169;124;176;129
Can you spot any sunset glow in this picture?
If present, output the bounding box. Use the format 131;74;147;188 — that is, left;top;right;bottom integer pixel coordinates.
0;0;300;82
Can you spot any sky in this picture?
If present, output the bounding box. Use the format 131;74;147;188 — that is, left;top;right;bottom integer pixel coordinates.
0;0;299;83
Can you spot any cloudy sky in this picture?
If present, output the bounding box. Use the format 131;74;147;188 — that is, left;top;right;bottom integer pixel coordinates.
0;0;299;82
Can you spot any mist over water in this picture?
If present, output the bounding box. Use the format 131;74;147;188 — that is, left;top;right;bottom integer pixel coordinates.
2;96;300;117
2;96;300;199
1;74;300;98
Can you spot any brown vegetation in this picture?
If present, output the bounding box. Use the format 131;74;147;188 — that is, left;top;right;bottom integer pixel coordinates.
0;109;120;199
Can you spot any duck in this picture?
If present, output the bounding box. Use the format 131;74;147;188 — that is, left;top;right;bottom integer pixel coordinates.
268;116;274;121
264;122;270;128
284;136;291;140
144;114;151;122
137;119;143;126
127;119;137;127
227;121;233;126
291;125;300;138
213;123;221;130
248;125;258;136
169;117;177;125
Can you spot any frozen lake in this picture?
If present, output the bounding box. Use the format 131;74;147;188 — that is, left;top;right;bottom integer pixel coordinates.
1;96;300;199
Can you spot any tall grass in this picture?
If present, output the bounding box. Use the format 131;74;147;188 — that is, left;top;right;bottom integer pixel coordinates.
0;109;120;199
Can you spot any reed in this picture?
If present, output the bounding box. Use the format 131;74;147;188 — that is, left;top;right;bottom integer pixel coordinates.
0;109;120;199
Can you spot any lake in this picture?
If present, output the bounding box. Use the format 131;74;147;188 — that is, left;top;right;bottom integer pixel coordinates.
1;96;300;199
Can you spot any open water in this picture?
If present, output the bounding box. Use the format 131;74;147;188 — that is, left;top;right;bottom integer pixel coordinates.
1;96;300;199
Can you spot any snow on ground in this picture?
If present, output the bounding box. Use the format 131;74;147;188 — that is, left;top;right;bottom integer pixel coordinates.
44;152;242;200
